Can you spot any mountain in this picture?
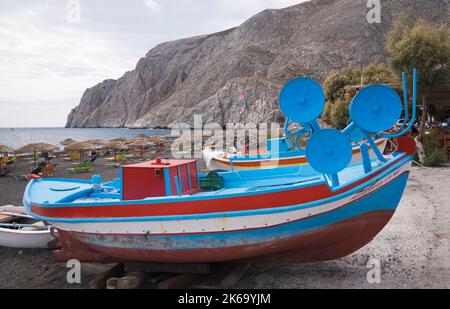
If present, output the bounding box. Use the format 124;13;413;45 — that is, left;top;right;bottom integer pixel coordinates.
66;0;449;129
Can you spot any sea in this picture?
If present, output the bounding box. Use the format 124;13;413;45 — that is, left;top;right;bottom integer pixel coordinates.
0;128;172;149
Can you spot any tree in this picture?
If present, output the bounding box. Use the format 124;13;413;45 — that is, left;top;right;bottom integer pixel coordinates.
386;14;450;136
322;64;393;129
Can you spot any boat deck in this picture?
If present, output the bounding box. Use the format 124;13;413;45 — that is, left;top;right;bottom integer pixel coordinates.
26;156;394;206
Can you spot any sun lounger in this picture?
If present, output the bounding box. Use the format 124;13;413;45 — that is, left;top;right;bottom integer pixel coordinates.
67;162;95;174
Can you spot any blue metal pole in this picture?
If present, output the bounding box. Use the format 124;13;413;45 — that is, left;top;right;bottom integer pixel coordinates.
381;69;418;138
360;143;372;174
363;131;387;162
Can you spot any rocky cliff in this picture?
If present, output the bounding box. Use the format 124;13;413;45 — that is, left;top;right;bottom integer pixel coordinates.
66;0;449;128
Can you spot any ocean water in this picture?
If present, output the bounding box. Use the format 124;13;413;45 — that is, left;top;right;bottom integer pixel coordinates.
0;128;171;149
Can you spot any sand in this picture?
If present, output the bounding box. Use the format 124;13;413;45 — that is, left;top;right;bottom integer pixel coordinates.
0;159;449;289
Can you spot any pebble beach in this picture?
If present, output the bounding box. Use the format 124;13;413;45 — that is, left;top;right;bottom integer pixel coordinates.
1;160;449;289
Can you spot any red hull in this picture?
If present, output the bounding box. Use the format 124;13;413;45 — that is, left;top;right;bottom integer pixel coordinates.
54;210;394;264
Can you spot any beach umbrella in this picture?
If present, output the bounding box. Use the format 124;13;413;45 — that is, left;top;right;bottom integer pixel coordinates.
103;142;129;161
147;136;167;145
60;138;77;146
15;143;56;155
110;136;128;143
125;136;148;145
134;133;148;139
103;142;129;151
0;145;14;167
0;145;14;154
65;142;96;161
64;142;96;152
128;139;151;158
87;139;107;145
15;143;56;168
86;139;108;149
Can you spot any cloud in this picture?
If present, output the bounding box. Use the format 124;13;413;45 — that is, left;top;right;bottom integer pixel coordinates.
144;0;161;13
0;0;309;127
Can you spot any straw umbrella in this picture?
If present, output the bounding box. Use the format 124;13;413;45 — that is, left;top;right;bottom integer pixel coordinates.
110;136;128;143
104;142;129;150
0;145;14;168
103;142;129;161
86;139;108;151
87;139;108;146
134;133;148;139
65;142;96;162
15;143;56;168
60;138;77;146
147;136;167;145
128;138;151;158
0;145;14;154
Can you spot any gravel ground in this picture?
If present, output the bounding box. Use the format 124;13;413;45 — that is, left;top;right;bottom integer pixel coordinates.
0;164;449;289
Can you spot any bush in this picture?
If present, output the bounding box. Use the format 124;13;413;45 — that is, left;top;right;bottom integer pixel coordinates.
330;98;350;130
425;148;447;167
321;64;393;128
422;131;446;167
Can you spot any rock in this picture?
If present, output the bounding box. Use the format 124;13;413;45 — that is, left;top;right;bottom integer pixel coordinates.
66;0;450;129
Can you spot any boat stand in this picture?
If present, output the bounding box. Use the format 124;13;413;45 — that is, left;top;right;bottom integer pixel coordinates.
88;262;252;289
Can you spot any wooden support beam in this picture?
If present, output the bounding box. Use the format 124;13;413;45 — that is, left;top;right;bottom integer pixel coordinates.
158;274;196;289
220;263;251;289
107;273;148;290
89;263;124;289
125;262;211;275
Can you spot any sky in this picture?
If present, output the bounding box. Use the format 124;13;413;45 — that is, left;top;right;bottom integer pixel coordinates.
0;0;307;128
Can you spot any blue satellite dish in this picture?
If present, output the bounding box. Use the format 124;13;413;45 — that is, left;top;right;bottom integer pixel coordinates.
350;85;402;133
306;129;353;174
346;125;366;143
279;77;326;124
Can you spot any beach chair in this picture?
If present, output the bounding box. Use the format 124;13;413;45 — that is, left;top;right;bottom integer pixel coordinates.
3;161;16;177
67;162;95;174
69;151;81;161
41;164;55;177
0;156;9;166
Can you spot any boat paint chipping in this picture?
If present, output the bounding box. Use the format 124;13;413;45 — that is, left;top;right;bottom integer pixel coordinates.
51;164;410;263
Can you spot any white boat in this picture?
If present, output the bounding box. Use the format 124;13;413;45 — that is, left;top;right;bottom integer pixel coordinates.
0;206;54;249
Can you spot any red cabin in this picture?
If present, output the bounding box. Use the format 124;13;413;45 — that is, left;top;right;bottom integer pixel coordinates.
121;158;200;201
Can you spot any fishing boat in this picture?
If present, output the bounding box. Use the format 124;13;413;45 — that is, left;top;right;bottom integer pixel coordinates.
203;139;387;171
24;70;418;264
0;206;53;249
203;77;389;171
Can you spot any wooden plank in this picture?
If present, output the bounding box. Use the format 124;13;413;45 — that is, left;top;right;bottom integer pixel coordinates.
157;274;196;289
125;262;211;275
116;273;147;289
220;263;251;289
106;277;119;290
89;263;124;289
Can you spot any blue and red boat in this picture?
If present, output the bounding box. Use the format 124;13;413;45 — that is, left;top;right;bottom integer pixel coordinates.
23;70;418;264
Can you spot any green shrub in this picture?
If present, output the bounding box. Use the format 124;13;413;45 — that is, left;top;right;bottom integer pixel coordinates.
425;148;447;167
321;64;393;128
330;98;350;130
422;131;446;167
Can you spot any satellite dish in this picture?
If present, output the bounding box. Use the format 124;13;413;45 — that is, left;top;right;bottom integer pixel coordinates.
346;125;366;143
306;129;353;174
350;85;402;133
279;77;326;124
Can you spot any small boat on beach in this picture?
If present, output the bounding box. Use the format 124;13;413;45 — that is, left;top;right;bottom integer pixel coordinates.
203;138;387;171
0;206;53;249
203;77;388;172
23;70;418;264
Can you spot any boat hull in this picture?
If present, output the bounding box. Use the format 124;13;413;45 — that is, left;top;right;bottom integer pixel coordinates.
50;164;410;263
0;206;53;249
204;139;387;171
